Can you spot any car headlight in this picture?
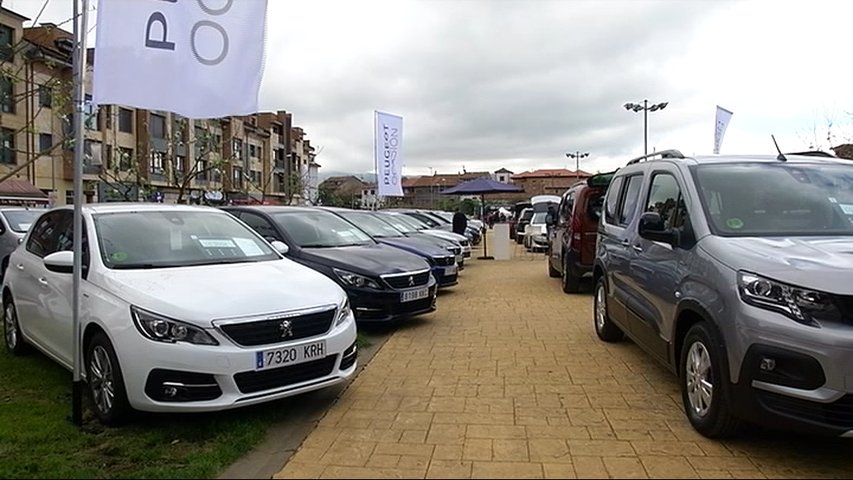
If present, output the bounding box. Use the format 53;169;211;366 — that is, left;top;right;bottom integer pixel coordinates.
333;268;382;289
335;297;353;327
131;306;219;345
737;272;840;327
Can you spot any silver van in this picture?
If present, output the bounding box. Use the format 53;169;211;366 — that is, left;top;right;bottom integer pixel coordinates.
594;150;853;438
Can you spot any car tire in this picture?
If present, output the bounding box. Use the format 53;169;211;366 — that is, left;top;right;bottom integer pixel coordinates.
593;276;623;342
515;235;523;245
547;256;560;278
679;323;741;438
4;297;28;355
561;255;581;293
86;331;131;425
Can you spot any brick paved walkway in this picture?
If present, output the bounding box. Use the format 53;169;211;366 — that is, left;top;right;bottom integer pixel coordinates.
275;238;852;479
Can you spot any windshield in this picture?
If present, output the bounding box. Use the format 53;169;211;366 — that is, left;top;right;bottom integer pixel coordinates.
387;213;425;232
94;210;279;269
519;210;533;222
530;212;547;224
692;162;853;236
341;212;404;238
2;210;42;233
274;211;373;247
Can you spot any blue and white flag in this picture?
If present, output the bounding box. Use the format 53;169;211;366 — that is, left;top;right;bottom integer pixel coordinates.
374;111;404;197
93;0;268;118
714;106;733;154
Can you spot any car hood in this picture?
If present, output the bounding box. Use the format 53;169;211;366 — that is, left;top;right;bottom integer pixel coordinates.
377;236;450;258
702;236;853;294
99;259;345;326
422;229;467;242
301;243;430;276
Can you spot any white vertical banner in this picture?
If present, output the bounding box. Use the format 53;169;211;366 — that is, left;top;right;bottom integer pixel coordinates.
713;105;733;154
93;0;269;118
374;111;404;197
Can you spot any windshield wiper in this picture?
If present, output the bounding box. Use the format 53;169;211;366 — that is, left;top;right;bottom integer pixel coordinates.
111;263;181;270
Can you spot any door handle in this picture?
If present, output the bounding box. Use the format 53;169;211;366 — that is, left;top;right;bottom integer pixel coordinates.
620;239;631;247
15;264;23;270
632;245;644;253
37;277;49;286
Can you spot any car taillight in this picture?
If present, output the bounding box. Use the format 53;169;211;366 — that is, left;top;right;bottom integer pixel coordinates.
570;217;582;250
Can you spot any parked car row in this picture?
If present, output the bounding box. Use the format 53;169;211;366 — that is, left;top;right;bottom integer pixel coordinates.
547;149;853;438
2;203;473;425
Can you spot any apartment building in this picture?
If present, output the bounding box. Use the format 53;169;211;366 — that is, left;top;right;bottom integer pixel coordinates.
0;8;320;206
510;168;591;196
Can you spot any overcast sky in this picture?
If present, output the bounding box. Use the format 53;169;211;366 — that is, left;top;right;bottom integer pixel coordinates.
8;0;853;177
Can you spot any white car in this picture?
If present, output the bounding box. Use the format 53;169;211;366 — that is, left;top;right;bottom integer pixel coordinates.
2;204;357;424
524;211;549;251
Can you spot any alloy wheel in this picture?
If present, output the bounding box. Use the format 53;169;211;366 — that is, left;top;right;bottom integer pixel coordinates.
685;341;714;417
89;345;116;415
595;283;607;331
4;302;17;350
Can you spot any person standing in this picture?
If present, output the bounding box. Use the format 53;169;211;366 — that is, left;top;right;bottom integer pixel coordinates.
452;208;468;235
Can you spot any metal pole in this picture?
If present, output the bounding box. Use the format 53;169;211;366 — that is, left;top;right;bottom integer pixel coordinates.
643;99;648;157
575;151;579;183
71;0;90;426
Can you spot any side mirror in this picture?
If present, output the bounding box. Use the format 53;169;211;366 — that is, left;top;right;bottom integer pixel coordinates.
638;212;678;244
270;240;290;255
44;250;74;274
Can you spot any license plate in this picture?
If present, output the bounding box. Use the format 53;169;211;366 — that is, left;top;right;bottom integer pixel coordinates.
401;287;429;302
255;340;326;370
444;264;457;276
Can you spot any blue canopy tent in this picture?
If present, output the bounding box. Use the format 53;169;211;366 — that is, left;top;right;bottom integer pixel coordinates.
441;177;523;260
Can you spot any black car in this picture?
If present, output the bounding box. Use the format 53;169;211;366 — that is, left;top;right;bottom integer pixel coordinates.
223;206;438;323
321;208;459;288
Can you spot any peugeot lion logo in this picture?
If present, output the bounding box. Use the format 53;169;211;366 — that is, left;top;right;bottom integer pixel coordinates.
408;276;415;287
279;319;293;339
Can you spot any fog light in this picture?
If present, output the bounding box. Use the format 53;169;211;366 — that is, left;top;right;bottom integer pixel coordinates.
164;386;178;398
760;357;776;372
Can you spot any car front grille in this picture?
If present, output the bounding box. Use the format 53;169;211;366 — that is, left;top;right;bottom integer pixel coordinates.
434;256;456;266
382;270;431;289
233;355;338;394
757;391;853;429
219;308;336;347
447;246;461;255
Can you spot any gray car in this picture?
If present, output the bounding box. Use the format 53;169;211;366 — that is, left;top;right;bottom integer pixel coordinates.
594;149;853;438
0;207;45;279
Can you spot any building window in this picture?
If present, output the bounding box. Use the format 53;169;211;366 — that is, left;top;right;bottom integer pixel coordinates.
150;114;166;139
150;151;164;174
118;147;133;170
84;94;96;130
0;77;14;114
0;25;13;62
196;159;208;181
105;145;113;168
118;108;133;133
232;167;243;189
38;85;52;108
272;124;282;135
0;128;14;164
39;133;52;153
175;155;185;173
102;106;111;130
233;138;243;159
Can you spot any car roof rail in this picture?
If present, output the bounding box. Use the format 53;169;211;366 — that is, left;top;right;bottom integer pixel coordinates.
626;149;685;165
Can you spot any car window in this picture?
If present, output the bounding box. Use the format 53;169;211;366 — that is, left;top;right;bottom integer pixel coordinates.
341;212;405;238
383;213;421;232
604;176;624;225
618;175;644;226
560;191;575;224
587;192;604;222
239;211;280;241
1;210;41;233
273;211;373;248
645;173;685;229
94;210;278;269
26;211;68;258
530;212;547;224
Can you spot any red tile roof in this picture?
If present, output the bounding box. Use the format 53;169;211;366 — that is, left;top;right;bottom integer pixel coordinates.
0;179;48;199
511;169;592;179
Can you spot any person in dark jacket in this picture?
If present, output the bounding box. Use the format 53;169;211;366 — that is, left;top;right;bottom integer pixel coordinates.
452;209;468;235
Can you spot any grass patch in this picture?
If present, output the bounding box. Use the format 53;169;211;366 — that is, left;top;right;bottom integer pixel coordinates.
356;331;372;350
0;348;308;478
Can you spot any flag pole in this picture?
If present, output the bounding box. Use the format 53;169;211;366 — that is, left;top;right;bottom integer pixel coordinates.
71;0;90;426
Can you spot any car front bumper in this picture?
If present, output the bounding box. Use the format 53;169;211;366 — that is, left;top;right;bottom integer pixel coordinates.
347;279;438;322
113;314;358;413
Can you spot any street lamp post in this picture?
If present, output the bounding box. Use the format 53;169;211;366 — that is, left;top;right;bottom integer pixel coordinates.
565;151;589;184
624;99;668;157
